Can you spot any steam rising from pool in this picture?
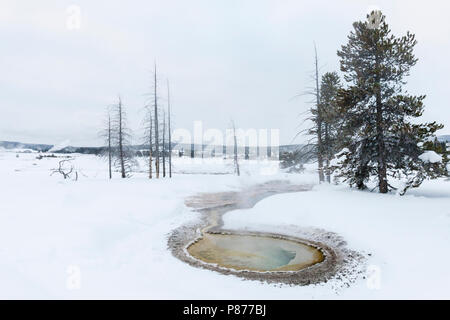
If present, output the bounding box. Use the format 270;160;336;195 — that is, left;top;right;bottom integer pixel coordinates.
188;234;324;272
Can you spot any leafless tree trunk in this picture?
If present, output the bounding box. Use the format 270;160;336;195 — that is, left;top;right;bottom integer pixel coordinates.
314;44;325;183
108;114;112;179
167;79;172;178
147;111;153;179
118;97;126;178
232;120;240;176
153;64;160;179
111;96;134;178
99;107;113;179
162;109;166;178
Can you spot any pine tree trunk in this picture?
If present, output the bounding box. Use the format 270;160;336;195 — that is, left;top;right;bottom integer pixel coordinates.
375;57;388;193
376;92;388;193
325;122;331;183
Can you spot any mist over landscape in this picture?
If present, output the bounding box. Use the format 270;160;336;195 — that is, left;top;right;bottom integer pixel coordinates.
2;0;450;146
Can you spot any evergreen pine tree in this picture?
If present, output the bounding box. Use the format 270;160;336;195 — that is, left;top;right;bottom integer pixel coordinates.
320;72;342;182
336;11;445;194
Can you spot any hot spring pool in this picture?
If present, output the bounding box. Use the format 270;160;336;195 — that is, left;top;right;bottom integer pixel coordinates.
188;233;324;272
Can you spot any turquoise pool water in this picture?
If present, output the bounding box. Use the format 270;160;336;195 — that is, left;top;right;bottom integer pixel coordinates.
188;233;324;272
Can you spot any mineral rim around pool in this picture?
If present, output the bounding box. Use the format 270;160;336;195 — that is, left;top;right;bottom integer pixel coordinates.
188;233;324;272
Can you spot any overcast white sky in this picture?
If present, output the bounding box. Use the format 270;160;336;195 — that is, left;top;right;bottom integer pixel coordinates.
1;0;449;146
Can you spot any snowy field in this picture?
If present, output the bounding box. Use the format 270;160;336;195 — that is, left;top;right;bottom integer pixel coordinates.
0;149;449;299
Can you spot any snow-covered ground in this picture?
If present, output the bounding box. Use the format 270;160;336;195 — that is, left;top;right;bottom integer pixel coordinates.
0;149;449;299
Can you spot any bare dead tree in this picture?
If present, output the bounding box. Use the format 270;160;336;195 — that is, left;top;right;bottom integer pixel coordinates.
111;96;134;178
118;97;126;178
314;44;325;183
162;108;166;178
149;112;153;179
167;79;172;178
153;64;160;179
108;113;112;179
98;107;113;179
144;65;170;180
292;43;325;182
50;159;77;180
143;104;153;179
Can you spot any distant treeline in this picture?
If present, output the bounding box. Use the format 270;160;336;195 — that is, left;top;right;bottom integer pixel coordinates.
1;140;308;159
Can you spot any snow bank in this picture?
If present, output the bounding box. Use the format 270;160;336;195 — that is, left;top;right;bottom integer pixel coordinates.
0;151;449;299
224;182;450;299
